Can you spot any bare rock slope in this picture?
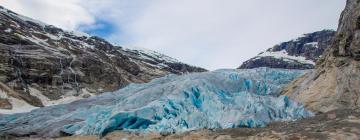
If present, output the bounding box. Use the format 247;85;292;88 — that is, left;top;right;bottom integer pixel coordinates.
282;0;360;113
0;6;206;113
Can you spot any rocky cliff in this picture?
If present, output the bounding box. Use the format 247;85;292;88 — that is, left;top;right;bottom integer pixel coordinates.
239;30;335;69
0;6;206;113
282;0;360;113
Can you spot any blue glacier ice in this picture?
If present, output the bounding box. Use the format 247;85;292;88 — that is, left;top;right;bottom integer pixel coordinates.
0;68;313;137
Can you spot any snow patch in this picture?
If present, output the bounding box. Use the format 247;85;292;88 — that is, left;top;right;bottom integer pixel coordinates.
0;87;94;114
68;30;90;38
0;90;38;114
29;87;92;106
4;28;12;33
0;7;8;13
0;90;7;99
44;32;61;40
7;10;47;28
255;50;315;65
291;34;306;42
124;46;179;63
15;33;50;47
304;42;319;48
1;6;95;50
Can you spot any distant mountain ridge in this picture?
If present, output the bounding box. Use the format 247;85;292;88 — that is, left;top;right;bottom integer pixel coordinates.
239;30;335;69
0;6;206;113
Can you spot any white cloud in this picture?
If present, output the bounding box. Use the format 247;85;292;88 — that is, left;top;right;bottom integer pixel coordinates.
1;0;95;30
1;0;346;70
119;0;345;70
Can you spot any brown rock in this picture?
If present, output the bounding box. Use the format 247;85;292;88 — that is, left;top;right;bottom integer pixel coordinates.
282;0;360;113
0;98;11;109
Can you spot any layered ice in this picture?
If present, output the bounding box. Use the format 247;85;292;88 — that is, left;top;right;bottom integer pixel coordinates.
0;68;313;137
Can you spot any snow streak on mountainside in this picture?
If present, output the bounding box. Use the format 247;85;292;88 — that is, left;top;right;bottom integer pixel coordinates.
239;30;335;69
0;68;312;138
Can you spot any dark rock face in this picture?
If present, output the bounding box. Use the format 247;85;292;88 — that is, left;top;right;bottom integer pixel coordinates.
239;57;315;69
283;0;360;113
239;30;335;69
0;6;206;109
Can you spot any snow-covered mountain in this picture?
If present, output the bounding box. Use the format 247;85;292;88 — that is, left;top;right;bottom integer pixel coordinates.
239;30;335;69
0;68;312;138
0;6;206;114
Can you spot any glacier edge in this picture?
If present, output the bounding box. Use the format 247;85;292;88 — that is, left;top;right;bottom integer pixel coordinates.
0;68;313;137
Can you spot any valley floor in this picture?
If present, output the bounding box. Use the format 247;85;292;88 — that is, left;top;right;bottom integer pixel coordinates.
2;109;359;140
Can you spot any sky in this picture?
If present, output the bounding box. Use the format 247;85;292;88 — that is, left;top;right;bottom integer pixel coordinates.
1;0;346;70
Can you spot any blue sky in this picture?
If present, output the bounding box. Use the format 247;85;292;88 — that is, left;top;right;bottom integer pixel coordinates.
79;19;116;39
1;0;346;70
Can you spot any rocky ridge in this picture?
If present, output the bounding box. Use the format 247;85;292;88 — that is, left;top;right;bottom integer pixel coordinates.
0;6;206;113
239;30;335;69
282;0;360;113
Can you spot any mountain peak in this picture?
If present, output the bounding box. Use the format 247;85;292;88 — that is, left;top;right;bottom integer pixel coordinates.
238;30;335;69
0;6;206;114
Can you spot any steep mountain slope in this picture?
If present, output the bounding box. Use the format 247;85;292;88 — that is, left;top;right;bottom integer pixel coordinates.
282;0;360;113
0;68;311;138
239;30;335;69
0;6;206;113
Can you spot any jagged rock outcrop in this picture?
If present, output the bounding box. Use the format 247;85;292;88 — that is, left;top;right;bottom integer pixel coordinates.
282;0;360;113
239;30;335;69
0;6;206;113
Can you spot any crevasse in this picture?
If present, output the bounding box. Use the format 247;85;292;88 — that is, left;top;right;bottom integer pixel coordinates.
0;68;313;137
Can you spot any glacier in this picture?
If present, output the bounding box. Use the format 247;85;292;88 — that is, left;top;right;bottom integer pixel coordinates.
0;68;313;137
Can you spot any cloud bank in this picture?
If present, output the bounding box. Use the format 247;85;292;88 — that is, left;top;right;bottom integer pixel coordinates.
1;0;94;30
1;0;345;70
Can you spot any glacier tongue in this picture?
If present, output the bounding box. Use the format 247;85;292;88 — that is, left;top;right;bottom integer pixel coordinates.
0;68;313;137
